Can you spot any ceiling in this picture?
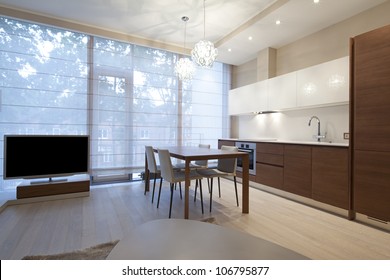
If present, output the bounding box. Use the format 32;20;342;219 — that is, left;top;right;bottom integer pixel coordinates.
0;0;387;65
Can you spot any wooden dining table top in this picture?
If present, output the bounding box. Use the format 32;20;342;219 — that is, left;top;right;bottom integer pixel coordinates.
153;146;246;160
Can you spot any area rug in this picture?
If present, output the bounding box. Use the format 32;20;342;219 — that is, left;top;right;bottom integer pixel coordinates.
22;218;217;260
22;240;119;260
199;216;218;224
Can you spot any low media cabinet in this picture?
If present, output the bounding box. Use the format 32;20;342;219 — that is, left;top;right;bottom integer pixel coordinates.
16;174;90;199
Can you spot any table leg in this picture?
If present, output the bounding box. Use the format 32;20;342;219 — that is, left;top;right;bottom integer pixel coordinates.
241;153;249;214
184;159;190;219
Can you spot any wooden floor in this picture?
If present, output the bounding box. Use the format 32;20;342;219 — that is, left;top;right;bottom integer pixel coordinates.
0;178;389;260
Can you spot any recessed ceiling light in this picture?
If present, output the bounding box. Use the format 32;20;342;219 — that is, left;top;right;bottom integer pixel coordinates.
228;48;232;52
276;20;281;25
313;0;320;4
248;36;253;41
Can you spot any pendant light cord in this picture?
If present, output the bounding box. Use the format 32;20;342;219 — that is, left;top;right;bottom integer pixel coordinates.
184;18;187;48
181;16;189;49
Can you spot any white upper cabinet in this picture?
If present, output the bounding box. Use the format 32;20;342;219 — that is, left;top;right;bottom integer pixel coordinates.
268;71;297;111
228;56;349;115
296;56;349;107
228;80;268;115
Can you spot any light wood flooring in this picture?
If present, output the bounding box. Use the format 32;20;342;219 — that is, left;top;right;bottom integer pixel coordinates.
0;178;389;260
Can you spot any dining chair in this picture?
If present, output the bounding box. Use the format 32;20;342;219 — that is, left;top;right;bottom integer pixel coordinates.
144;146;162;204
196;145;239;212
157;149;204;218
173;143;210;200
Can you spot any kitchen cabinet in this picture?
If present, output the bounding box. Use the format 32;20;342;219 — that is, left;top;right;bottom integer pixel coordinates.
219;139;350;215
229;56;349;115
283;145;312;198
312;147;349;209
228;80;267;115
296;56;349;108
351;24;390;222
218;140;235;148
354;151;390;221
268;71;297;111
256;143;284;189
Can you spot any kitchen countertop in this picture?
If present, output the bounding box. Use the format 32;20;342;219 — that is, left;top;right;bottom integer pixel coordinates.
219;138;349;147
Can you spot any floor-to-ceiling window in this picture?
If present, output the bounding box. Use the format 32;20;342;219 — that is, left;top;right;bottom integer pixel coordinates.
91;37;135;181
0;16;231;191
0;17;89;190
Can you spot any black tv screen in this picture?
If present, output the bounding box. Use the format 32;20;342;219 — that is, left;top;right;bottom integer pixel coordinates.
4;135;89;180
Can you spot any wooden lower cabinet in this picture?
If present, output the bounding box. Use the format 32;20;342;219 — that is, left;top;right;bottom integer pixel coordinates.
219;139;350;213
354;150;390;221
312;147;349;209
256;163;283;189
218;140;235;148
255;143;284;189
283;145;312;198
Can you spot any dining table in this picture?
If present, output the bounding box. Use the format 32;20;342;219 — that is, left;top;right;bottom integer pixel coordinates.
145;145;249;219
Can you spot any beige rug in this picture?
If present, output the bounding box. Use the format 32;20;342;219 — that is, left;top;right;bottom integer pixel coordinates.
199;216;218;224
22;218;217;260
22;240;119;260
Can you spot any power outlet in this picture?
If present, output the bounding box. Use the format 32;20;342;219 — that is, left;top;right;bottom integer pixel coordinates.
343;132;350;140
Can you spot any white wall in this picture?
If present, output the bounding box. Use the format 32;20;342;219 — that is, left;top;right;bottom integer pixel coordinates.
231;1;390;88
233;105;349;144
230;2;390;143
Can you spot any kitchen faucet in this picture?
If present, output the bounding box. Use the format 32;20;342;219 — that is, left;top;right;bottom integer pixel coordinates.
308;116;325;142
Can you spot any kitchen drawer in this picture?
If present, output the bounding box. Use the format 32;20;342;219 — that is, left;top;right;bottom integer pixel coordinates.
284;144;311;158
218;140;236;148
256;163;283;189
256;143;284;155
256;153;284;166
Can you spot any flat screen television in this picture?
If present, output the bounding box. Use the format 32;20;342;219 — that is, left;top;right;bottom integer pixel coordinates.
3;135;89;181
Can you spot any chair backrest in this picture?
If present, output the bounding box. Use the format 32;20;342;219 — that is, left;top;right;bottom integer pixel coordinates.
195;143;211;166
157;149;175;183
217;145;238;174
145;146;159;173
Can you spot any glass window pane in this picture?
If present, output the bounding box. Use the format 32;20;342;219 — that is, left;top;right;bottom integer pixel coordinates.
0;16;230;192
0;17;88;190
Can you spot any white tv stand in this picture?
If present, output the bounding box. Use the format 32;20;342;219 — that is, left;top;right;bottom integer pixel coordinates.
16;174;90;199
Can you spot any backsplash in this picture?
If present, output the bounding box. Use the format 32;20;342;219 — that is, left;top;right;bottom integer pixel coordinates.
231;104;349;144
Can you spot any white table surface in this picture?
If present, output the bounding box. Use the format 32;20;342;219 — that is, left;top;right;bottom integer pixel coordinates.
107;219;309;260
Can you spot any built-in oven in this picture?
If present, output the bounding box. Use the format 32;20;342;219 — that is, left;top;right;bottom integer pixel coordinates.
235;142;256;175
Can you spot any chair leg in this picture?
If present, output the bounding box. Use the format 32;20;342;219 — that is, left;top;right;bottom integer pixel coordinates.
218;177;221;198
194;180;198;202
157;177;163;208
209;178;213;212
151;176;157;203
234;176;239;207
169;183;174;218
144;169;150;195
199;179;204;214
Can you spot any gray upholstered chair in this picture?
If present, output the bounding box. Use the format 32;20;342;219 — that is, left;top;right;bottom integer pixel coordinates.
196;145;239;212
157;149;204;218
144;146;162;204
